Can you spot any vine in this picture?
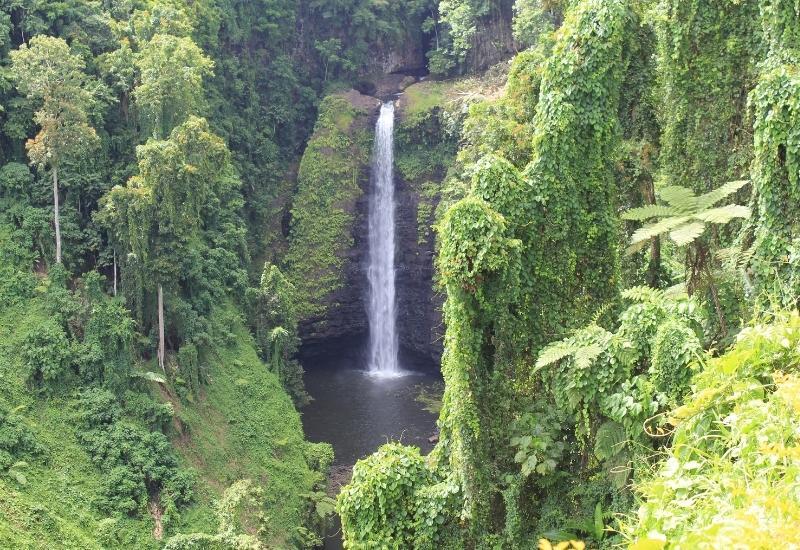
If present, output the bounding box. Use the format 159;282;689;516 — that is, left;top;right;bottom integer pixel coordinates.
747;0;800;307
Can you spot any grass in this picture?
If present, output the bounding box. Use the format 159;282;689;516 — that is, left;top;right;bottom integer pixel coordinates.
399;81;454;120
171;305;318;546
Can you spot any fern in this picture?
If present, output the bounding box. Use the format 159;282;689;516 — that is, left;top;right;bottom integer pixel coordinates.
535;341;580;371
622;181;751;254
594;421;626;461
621;286;665;303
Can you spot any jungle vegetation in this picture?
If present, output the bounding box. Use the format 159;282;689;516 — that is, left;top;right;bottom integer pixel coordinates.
0;0;798;548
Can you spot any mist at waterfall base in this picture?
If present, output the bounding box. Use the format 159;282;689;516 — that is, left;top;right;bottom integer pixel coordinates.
300;101;440;547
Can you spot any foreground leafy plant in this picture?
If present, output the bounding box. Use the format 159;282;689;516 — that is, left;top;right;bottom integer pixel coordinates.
627;310;800;548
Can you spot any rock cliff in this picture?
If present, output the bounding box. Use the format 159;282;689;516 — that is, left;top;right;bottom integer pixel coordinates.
289;83;457;364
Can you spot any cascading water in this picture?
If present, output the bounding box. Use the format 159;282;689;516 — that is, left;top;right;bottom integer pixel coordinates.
367;101;399;376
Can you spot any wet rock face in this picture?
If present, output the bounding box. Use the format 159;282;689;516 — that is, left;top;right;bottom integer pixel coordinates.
295;85;449;365
297;187;371;347
394;172;445;363
290;90;380;348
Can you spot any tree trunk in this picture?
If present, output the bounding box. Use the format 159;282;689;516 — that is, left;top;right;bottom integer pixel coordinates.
113;251;118;296
158;284;165;373
647;236;661;288
53;165;61;264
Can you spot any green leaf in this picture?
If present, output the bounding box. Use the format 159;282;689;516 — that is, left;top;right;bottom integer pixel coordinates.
658;186;696;209
535;341;577;371
11;470;27;485
693;204;751;224
622;204;676;221
625;238;652;256
574;344;603;370
669;222;706;246
132;371;167;384
696;179;750;210
594;421;625;461
605;449;631;489
629;216;691;244
594;501;605;540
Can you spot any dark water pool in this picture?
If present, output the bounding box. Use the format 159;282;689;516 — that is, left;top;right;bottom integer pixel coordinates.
301;349;440;548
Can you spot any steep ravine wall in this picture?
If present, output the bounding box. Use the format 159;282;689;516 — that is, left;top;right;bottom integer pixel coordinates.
285;90;379;347
288;83;457;363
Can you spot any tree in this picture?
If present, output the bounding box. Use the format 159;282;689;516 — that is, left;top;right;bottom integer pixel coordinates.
623;180;751;335
103;117;233;372
623;180;751;255
10;35;101;264
134;33;213;139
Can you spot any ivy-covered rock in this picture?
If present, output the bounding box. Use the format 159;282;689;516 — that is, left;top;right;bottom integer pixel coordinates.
285;91;377;344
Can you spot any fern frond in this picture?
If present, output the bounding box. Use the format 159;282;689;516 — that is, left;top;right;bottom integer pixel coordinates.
622;286;664;303
669;222;706;246
630;216;690;244
625;238;651;256
621;204;676;221
534;341;577;371
574;344;603;370
269;326;290;343
658;186;696;210
717;245;756;270
594;421;626;461
132;371;167;384
663;282;688;298
693;204;751;224
696;179;750;210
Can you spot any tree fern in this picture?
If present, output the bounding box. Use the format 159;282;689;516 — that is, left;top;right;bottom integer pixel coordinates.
623;180;751;254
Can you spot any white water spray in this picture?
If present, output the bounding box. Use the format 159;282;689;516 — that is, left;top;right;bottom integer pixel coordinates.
367;102;399;376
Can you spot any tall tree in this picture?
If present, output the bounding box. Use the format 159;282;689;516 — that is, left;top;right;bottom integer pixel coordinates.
103;116;234;372
10;35;101;264
134;33;213;139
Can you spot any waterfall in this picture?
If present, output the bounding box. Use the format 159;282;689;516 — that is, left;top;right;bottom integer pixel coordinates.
367;101;399;375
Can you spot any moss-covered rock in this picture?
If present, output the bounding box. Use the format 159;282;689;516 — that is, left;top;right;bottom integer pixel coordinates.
394;81;460;361
285;91;378;344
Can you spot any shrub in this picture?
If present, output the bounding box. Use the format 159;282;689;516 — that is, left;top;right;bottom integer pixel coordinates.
22;319;73;386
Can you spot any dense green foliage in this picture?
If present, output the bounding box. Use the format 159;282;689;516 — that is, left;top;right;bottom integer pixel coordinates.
2;0;800;546
628;311;800;548
339;0;800;547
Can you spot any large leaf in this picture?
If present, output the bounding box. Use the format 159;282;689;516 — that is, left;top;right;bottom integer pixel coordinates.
594;420;626;461
622;204;676;221
605;449;631;489
669;222;706;246
693;204;751;224
131;370;167;384
696;179;750;210
658;185;696;210
535;341;577;371
625;238;651;256
629;216;690;245
574;343;603;370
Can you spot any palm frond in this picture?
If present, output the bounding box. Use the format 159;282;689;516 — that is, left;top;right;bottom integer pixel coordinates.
696;179;750;210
